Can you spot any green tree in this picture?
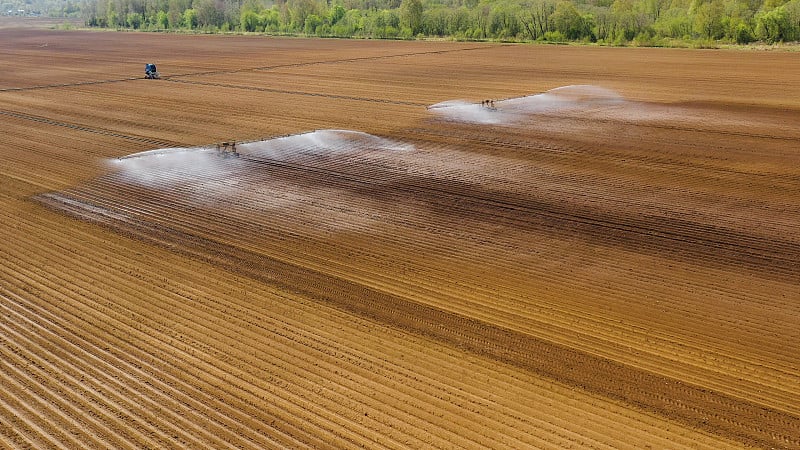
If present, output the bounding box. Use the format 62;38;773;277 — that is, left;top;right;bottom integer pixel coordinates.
693;0;724;38
732;19;754;41
241;8;261;31
182;7;197;28
447;7;470;36
156;10;169;28
288;0;320;30
423;7;448;35
261;8;281;31
126;11;142;28
74;0;800;44
304;13;323;33
552;1;591;39
755;4;793;41
400;0;423;34
520;0;555;40
166;0;184;28
330;4;346;23
332;9;364;35
588;5;613;40
488;1;522;38
611;0;644;41
654;7;693;37
194;0;222;28
784;0;800;39
106;0;119;27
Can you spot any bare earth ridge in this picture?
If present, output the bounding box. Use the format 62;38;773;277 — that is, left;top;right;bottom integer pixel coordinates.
1;21;799;449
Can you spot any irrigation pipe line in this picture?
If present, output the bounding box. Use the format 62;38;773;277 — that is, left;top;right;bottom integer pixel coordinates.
0;45;501;93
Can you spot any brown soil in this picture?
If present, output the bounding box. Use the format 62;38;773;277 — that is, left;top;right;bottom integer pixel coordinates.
1;20;799;449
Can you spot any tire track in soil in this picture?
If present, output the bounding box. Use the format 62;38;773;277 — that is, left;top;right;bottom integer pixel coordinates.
0;109;183;148
0;77;141;92
168;45;497;79
163;79;429;107
0;45;493;93
37;192;800;449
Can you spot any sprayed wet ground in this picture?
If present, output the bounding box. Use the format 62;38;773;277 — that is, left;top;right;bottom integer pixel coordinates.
2;26;800;449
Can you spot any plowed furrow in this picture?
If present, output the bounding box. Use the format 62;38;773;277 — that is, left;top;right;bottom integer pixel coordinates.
46;157;800;337
35;190;800;448
4;31;800;449
36;168;800;408
0;286;294;450
0;265;336;449
0;109;183;148
1;217;532;445
0;347;130;449
75;147;800;284
0;223;322;448
0;219;491;449
52;158;800;346
25;207;672;446
0;210;552;446
0;378;72;449
0;296;239;449
165;78;428;106
0;207;735;449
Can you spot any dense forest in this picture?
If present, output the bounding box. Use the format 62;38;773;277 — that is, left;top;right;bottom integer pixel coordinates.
73;0;800;45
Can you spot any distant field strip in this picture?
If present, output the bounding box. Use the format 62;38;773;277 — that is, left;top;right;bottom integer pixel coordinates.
0;77;141;92
164;79;429;106
167;45;496;79
0;45;492;93
5;104;797;282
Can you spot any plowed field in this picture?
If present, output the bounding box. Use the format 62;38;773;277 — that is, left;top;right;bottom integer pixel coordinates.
2;21;799;449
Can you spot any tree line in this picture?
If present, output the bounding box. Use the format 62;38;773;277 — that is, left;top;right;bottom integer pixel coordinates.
80;0;800;45
2;0;82;17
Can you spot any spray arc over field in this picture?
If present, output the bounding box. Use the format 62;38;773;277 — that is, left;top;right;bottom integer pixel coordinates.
94;130;420;232
110;129;413;188
238;129;415;157
428;85;625;125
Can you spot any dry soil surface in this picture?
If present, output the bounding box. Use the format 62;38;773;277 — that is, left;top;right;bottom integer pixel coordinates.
1;21;799;449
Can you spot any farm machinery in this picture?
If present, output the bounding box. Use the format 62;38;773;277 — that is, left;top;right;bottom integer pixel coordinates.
216;141;239;157
144;63;160;79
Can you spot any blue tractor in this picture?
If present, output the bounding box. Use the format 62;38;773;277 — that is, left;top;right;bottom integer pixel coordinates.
144;63;160;79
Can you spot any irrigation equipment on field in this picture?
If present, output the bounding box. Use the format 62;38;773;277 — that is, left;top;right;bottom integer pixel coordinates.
481;99;497;110
216;141;238;157
144;63;160;79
